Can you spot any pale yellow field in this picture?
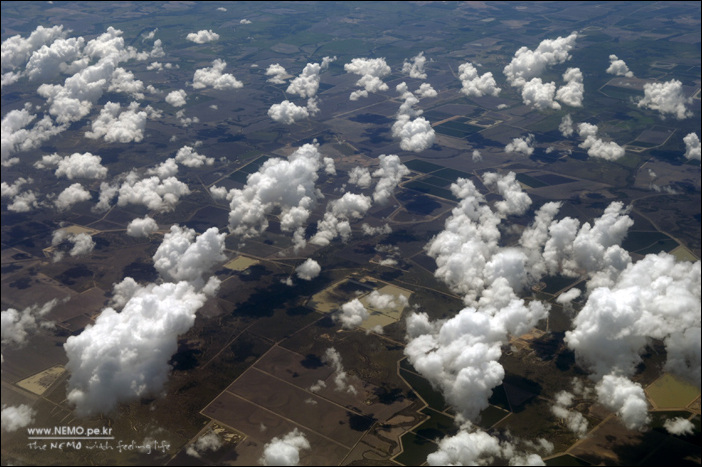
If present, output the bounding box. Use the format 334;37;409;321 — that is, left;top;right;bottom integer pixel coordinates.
17;365;66;395
60;225;99;235
646;373;700;409
224;255;260;271
670;245;699;262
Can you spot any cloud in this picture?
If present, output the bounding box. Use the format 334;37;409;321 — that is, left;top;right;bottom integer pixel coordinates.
85;101;148;143
108;67;145;98
186;431;222;458
503;32;578;87
166;89;187;107
556;67;584;107
577;122;625;161
153;226;226;288
372;154;409;204
402;52;428;79
54;183;91;211
664;417;695;436
1;177;39;212
260;429;310;466
392;83;436;152
268;100;310;124
505;134;535;156
556;287;581;305
24;36;85;82
64;281;212;415
311;192;372;246
192;59;243;90
126;216;159;237
595;375;649;430
405;283;548;422
323;157;336;176
483;171;532;217
521;78;560;110
345;57;391;100
116;172;191;212
559;114;574;137
458;62;501;97
1;405;36;432
472;150;482;162
566;252;700;383
323;347;357;394
2;299;59;346
683;132;701;161
1;106;67;166
265;63;289;84
1;24;66;76
295;258;321;280
606;54;633;78
348;166;372;188
146;158;179;179
426;424;552;466
240;19;252;24
52;230;95;261
362;223;392;236
391;115;434;152
186;30;219;44
286;57;335;99
336;298;369;329
174;145;214;167
637;79;691;120
550;390;588;437
223;143;324;238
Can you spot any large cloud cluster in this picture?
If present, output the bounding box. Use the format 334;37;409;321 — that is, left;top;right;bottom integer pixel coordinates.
458;62;501;98
637;79;691;120
64;226;225;415
1;25;66;83
259;429;310;466
64;281;210;415
192;59;243;90
344;57;391;100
